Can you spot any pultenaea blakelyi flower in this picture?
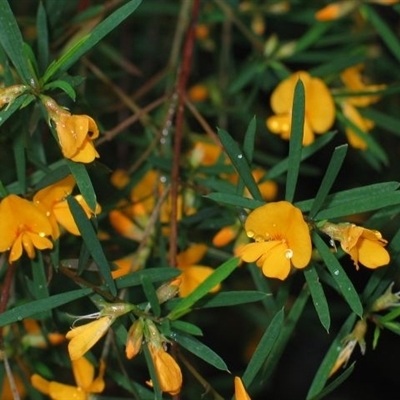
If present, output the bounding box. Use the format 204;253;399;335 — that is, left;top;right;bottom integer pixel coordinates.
234;376;251;400
239;201;312;280
0;194;53;262
66;302;134;360
31;356;105;399
266;71;335;145
320;221;390;269
43;96;100;163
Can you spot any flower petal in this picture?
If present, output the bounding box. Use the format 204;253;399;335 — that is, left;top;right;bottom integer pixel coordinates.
72;357;95;391
357;238;390;269
260;242;292;280
178;265;221;297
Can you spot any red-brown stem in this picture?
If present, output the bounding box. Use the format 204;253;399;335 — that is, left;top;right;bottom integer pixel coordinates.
168;0;201;268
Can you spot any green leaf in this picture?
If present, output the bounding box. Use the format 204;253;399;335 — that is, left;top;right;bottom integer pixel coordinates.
13;131;26;194
304;265;330;332
168;257;239;320
66;160;97;211
67;196;116;296
242;308;284;386
0;288;92;327
285;78;305;202
141;275;160;317
306;313;357;399
0;0;36;83
42;0;142;82
362;4;400;65
114;268;181;288
309;363;355;400
170;320;203;336
204;192;264;210
360;107;400;137
196;290;269;308
309;145;348;219
313;233;363;317
172;330;229;372
44;79;77;101
218;128;263;201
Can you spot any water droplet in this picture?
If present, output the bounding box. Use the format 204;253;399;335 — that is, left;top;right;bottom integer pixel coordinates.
39;232;46;237
285;249;293;259
159;175;167;183
333;270;339;276
247;230;255;238
237;154;243;159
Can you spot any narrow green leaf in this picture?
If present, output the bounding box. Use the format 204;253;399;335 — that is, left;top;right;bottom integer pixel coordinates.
306;313;357;399
237;117;257;195
66;160;97;211
168;257;239;320
218;128;263;201
205;192;264;210
242;308;284;386
42;0;142;82
36;1;49;73
285;79;305;202
296;182;400;213
313;233;363;317
196;290;268;308
44;80;77;101
114;268;181;288
309;363;355;400
142;343;162;400
0;0;36;83
172;330;229;372
171;320;203;336
0;288;92;327
67;196;116;296
304;265;331;332
33;164;71;191
309;145;348;219
362;4;400;64
314;191;400;220
141;275;161;317
294;22;333;54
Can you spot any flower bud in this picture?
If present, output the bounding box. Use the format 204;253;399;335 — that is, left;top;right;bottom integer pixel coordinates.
126;318;144;359
370;282;400;312
156;278;182;304
0;84;28;109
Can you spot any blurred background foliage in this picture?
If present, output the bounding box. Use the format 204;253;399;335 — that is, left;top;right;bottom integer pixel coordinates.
2;0;400;399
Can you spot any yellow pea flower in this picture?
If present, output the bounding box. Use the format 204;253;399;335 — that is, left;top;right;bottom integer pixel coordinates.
0;194;53;262
176;243;221;297
320;222;390;270
315;1;356;21
234;376;251;400
266;71;335;145
147;342;183;396
31;357;105;400
239;201;312;280
43;96;100;163
66;302;134;360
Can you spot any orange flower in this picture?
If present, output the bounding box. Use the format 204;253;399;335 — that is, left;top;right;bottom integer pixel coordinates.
125;318;144;359
339;64;386;149
320;222;390;269
187;84;209;102
31;357;105;399
239;201;312;280
43;96;100;163
1;373;27;400
176;244;221;297
66;302;134;360
147;343;183;396
266;71;335;145
234;376;251;400
0;194;53;262
315;1;356;21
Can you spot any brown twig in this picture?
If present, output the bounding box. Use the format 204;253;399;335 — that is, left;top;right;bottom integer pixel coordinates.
168;0;201;268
